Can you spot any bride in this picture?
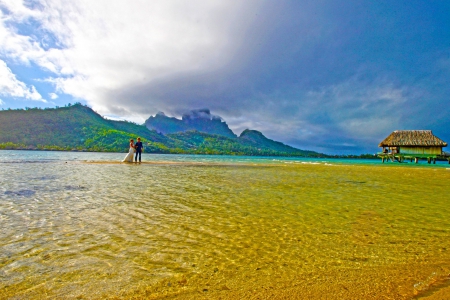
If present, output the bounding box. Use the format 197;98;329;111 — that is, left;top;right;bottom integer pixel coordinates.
122;139;135;162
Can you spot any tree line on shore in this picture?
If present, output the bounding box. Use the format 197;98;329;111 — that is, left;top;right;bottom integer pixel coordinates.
0;103;329;157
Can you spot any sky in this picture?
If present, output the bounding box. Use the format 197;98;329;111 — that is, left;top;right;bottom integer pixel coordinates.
0;0;449;155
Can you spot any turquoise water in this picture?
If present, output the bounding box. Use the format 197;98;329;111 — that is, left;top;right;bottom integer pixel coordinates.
1;150;450;299
1;150;448;167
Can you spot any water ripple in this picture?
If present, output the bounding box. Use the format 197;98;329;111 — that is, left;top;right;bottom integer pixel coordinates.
1;153;450;299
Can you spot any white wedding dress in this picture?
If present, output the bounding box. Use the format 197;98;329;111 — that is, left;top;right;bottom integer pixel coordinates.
123;146;135;162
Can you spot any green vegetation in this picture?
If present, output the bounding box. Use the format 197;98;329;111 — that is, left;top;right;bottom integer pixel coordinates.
167;131;322;156
0;103;324;156
238;129;320;156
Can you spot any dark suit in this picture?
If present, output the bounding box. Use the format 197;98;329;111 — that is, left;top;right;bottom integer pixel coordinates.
135;141;143;162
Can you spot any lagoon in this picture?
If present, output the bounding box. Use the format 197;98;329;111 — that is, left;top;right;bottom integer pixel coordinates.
1;151;450;299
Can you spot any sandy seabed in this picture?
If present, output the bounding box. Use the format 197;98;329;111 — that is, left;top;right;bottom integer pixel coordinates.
1;157;450;299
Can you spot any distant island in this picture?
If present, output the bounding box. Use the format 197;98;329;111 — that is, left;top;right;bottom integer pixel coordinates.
0;103;326;157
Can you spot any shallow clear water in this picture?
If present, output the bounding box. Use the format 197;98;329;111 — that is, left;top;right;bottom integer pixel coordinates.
1;150;450;299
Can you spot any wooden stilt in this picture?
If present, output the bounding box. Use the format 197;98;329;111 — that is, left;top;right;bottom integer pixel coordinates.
433;158;436;164
382;157;385;163
427;157;431;164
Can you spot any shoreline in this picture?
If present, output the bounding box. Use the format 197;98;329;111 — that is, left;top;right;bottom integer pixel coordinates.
0;148;378;159
79;159;450;169
2;149;450;167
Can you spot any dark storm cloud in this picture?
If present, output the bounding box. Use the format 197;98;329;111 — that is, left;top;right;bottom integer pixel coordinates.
4;1;448;154
101;1;450;154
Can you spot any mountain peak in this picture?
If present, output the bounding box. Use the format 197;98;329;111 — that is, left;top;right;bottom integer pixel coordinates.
0;105;322;156
145;109;236;138
240;129;264;137
238;128;314;155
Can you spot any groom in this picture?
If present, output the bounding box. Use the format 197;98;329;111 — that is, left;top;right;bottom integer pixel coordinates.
135;137;143;163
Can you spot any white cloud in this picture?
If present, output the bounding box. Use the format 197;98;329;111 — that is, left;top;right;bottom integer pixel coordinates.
0;59;44;101
49;92;58;99
0;1;446;155
0;99;4;105
0;0;261;116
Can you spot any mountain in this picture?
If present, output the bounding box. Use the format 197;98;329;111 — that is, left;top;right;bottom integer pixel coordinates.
238;129;319;156
145;112;187;134
166;130;314;156
145;109;237;138
0;104;180;152
0;104;324;156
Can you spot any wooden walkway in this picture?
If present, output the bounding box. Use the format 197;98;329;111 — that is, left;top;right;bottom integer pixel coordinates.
377;153;450;164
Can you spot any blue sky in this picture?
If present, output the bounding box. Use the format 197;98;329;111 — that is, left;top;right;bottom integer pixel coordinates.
0;1;449;155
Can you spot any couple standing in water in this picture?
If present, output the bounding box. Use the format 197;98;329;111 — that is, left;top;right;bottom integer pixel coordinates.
123;137;144;163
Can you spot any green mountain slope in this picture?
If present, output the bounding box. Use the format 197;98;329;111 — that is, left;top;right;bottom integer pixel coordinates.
0;104;324;156
168;130;318;156
238;129;319;156
145;112;188;134
0;104;177;152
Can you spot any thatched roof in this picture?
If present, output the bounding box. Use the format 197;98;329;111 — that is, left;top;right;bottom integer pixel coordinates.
379;130;447;147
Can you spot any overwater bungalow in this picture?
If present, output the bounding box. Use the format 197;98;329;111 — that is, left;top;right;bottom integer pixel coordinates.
378;130;449;164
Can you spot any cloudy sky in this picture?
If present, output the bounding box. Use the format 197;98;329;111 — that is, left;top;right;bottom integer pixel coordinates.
1;0;449;154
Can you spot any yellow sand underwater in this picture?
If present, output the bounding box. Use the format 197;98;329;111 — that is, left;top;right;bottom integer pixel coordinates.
1;159;449;299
